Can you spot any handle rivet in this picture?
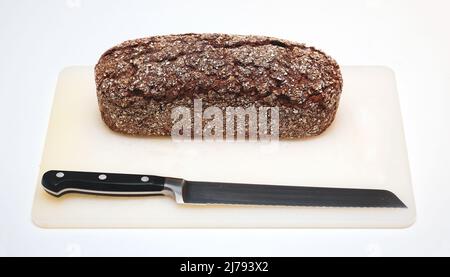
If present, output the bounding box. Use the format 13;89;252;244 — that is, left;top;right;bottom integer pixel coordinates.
141;176;150;182
56;172;64;178
98;174;107;180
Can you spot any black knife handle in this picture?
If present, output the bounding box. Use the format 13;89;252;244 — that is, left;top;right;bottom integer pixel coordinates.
41;170;166;197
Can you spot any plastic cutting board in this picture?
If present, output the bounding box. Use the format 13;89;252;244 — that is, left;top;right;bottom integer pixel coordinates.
31;66;416;228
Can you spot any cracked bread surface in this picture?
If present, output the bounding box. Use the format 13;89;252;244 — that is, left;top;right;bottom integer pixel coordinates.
95;33;343;139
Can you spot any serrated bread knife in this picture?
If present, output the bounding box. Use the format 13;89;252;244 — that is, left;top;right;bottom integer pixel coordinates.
41;170;407;208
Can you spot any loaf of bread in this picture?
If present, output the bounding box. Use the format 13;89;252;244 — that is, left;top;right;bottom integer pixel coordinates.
95;34;343;139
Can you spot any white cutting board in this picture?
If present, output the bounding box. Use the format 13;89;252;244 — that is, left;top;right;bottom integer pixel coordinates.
31;66;416;228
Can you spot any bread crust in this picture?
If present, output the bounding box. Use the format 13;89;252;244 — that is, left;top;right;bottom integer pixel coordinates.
95;33;343;139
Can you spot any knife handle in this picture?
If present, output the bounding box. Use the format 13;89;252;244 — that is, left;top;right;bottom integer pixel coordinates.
41;170;166;197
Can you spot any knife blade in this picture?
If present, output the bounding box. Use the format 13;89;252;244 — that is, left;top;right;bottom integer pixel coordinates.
41;170;407;208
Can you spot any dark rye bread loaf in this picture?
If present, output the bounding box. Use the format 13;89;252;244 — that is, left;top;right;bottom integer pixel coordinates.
95;34;343;139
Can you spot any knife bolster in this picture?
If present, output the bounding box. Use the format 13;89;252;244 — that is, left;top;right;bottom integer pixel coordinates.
163;177;185;204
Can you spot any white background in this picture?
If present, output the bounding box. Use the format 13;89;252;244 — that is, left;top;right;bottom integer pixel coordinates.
1;0;449;256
